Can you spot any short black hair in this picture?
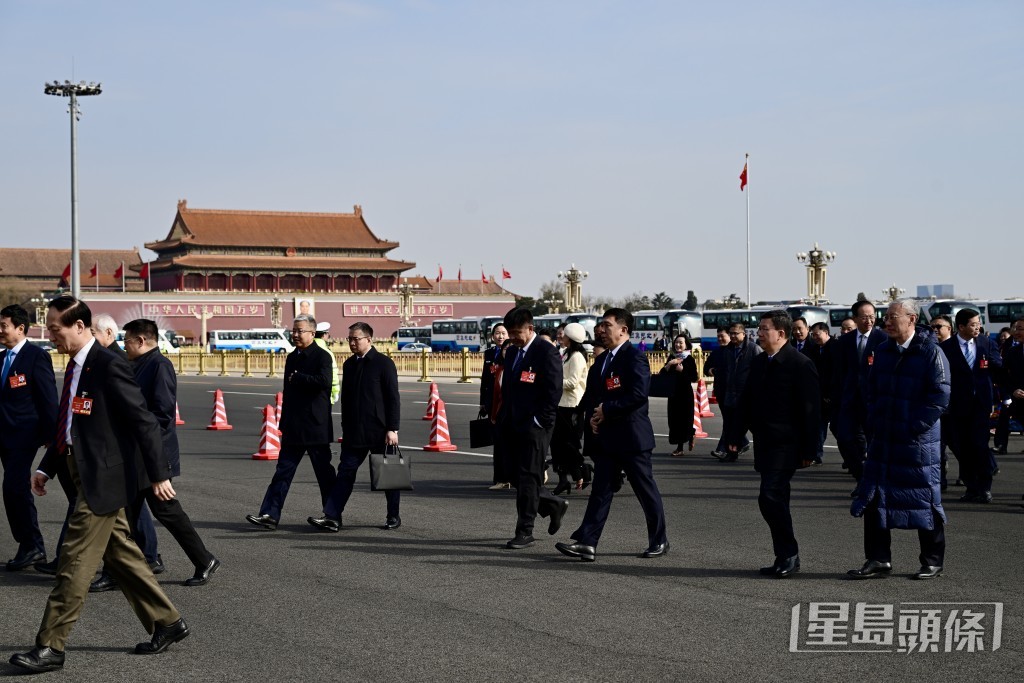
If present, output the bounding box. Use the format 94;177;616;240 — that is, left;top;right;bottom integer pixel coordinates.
603;307;633;334
852;300;875;317
504;307;534;330
809;321;830;334
48;295;92;328
535;327;556;340
760;309;792;339
933;314;952;327
717;325;730;334
349;321;373;338
792;316;808;326
0;304;29;333
123;318;159;342
954;308;981;328
672;333;691;350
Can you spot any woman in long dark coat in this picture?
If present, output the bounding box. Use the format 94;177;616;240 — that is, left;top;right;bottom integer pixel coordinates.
661;334;699;456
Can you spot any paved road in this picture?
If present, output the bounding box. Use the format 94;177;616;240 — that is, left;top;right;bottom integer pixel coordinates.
2;373;1021;680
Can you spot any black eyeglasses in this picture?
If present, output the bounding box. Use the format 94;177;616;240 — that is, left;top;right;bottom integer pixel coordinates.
346;336;369;343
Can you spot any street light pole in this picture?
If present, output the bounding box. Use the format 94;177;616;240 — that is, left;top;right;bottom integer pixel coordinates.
44;80;102;300
795;243;837;306
556;264;589;313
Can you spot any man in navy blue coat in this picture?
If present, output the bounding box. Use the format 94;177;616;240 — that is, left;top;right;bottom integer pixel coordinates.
939;308;1002;503
831;300;887;485
0;305;58;571
556;308;668;562
498;308;567;549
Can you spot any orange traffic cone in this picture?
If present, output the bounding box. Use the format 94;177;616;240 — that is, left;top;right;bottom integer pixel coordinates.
175;402;185;426
206;389;233;430
692;389;708;439
422;382;440;420
275;391;283;426
252;405;280;460
423;399;458;451
696;379;714;418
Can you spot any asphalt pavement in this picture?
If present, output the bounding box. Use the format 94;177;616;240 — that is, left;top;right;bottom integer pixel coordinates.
1;373;1022;681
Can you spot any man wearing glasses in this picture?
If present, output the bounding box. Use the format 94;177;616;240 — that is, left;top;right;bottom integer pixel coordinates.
247;314;337;530
309;322;402;531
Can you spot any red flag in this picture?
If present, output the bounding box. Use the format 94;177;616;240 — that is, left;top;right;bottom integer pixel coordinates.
435;265;442;282
481;268;487;284
501;267;511;279
739;162;748;191
114;262;124;280
60;262;71;282
457;267;462;282
89;263;98;279
139;262;150;280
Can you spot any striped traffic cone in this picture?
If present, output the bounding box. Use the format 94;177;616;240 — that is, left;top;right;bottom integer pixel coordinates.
252;405;280;460
175;402;185;426
275;391;283;427
206;389;233;430
422;382;440;420
423;399;458;451
696;379;714;417
692;389;708;439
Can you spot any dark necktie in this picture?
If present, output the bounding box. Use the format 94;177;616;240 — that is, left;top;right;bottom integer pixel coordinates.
55;359;76;454
510;347;523;372
1;349;14;378
601;352;614;376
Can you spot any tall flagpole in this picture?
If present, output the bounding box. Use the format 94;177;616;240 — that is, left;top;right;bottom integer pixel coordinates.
745;152;751;306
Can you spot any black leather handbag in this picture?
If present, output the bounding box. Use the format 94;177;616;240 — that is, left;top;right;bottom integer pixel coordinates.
369;444;413;491
469;418;494;448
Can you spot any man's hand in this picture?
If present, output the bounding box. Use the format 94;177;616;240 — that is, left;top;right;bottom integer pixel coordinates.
590;403;605;434
385;430;399;446
31;472;49;497
152;480;176;501
1013;389;1024;400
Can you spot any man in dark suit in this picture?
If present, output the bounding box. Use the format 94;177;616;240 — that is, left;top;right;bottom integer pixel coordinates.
0;305;57;571
806;322;833;464
497;307;567;549
791;316;810;353
831;300;887;486
309;321;402;531
10;296;188;674
939;308;1002;503
740;310;819;578
248;314;337;530
1002;319;1024;456
715;321;761;461
556;308;669;562
111;319;218;587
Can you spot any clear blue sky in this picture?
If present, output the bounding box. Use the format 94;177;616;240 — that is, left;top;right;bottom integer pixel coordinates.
1;1;1020;305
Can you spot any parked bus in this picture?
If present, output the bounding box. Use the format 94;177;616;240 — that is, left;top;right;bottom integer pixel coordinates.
208;329;294;353
785;305;829;330
430;318;482;352
115;328;181;355
919;300;987;327
700;310;762;349
534;313;567;333
477;316;505;348
662;310;703;342
630;310;666;348
395;326;431;350
980;299;1022;341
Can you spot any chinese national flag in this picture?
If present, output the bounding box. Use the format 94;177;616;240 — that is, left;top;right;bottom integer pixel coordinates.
139;262;150;280
457;267;462;282
114;263;124;280
739;163;748;191
502;267;511;279
60;262;71;282
435;265;442;282
481;270;487;283
89;264;98;279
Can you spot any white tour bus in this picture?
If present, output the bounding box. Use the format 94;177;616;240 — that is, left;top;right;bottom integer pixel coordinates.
208;329;294;353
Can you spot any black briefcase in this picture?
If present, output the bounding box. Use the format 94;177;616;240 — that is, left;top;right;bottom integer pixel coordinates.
369;444;413;491
469;418;494;448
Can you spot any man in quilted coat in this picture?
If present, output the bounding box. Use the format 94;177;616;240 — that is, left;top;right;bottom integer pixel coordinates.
848;299;951;581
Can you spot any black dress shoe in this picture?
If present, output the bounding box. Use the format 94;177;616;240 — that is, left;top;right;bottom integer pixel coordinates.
90;572;118;593
9;646;65;672
555;541;596;562
149;554;165;575
847;559;892;579
35;558;59;575
307;515;341;532
759;555;799;577
505;534;535;549
639;541;670;558
6;548;45;572
912;565;943;580
382;516;401;530
246;513;278;530
548;498;569;536
134;617;190;655
183;557;220;587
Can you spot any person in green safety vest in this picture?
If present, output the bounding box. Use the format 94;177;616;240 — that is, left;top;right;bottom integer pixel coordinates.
314;322;340;405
